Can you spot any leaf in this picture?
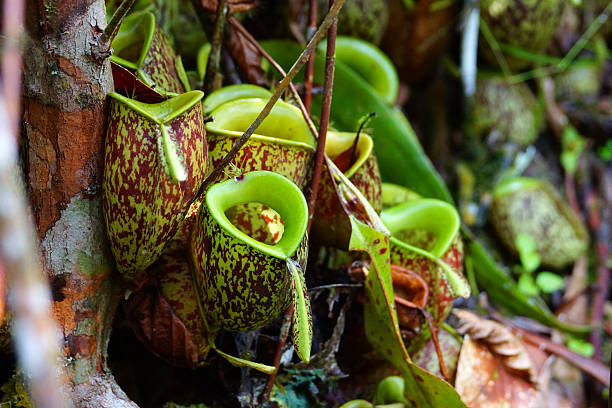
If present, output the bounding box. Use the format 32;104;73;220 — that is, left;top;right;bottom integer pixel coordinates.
212;344;276;374
123;282;200;368
518;272;539;297
467;240;590;335
349;217;467;407
226;22;267;87
535;272;565;294
455;337;538;408
566;337;594;358
288;258;312;364
453;309;538;383
515;233;541;274
262;41;454;203
412;329;462;382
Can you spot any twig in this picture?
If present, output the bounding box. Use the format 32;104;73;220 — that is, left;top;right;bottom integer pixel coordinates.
0;2;67;405
193;0;345;200
395;297;450;382
588;158;611;361
261;303;293;402
263;1;341;400
304;0;318;113
227;17;319;139
204;0;229;94
102;0;136;44
306;0;337;231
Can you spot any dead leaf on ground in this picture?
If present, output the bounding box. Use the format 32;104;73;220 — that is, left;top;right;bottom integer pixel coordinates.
454;309;539;384
455;336;538;407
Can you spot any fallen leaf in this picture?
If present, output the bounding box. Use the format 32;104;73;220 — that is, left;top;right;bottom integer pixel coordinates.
454;309;538;384
455;336;538;407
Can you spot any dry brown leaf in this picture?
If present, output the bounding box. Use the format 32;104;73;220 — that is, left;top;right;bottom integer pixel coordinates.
455;336;538;408
225;22;267;87
454;309;539;384
200;0;256;13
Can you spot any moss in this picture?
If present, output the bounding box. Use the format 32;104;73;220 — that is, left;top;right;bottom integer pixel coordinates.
318;0;389;44
1;372;33;408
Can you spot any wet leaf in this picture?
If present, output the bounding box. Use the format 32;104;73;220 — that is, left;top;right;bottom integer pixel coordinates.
455;337;538;407
454;309;538;383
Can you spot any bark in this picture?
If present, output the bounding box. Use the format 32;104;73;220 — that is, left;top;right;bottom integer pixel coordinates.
22;0;136;406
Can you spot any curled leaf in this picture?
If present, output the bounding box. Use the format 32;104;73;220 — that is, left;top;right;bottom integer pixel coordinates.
453;309;538;384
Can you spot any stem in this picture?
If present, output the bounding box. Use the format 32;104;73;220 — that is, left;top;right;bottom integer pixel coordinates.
304;0;318;113
306;0;337;231
0;2;67;404
102;0;136;44
394;297;450;382
261;303;293;401
194;0;345;199
227;17;319;139
204;0;229;94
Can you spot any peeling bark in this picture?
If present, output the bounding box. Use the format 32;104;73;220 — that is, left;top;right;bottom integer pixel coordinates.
23;0;137;406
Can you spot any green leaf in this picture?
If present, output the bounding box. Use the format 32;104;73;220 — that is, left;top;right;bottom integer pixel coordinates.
467;240;590;335
535;271;565;294
349;217;467;407
262;40;454;203
560;126;586;175
518;272;539;297
288;258;313;363
212;344;276;374
515;233;541;274
567;337;594;358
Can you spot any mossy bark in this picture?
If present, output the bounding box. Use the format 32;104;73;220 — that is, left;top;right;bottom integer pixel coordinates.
22;0;136;406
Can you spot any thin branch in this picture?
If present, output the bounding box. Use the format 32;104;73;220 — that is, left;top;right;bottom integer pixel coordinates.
227;17;319;139
102;0;136;44
261;303;292;402
306;0;337;231
193;0;345;200
0;2;67;404
304;0;318;113
204;0;229;94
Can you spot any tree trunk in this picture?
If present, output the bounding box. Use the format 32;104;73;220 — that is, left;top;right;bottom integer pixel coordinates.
23;1;136;406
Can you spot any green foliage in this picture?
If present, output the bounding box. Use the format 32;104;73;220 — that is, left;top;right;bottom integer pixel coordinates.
535;271;565;294
567;337;595;357
560;126;586;175
515;233;541;274
349;217;467;407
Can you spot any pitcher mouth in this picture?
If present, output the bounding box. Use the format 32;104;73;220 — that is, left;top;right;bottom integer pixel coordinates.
108;91;204;124
381;199;460;258
325;131;374;178
110;12;155;70
206;98;316;152
205;171;308;260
